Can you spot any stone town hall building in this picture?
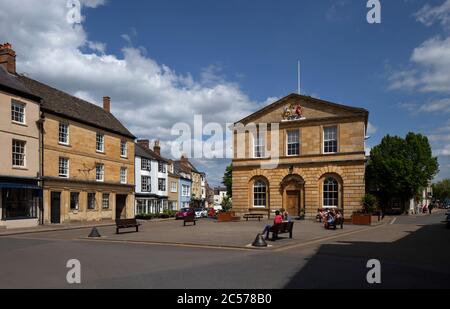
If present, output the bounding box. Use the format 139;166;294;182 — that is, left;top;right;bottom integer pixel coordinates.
231;94;369;219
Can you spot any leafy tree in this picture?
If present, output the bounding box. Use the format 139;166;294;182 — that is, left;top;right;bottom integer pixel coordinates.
223;164;232;197
362;193;378;213
221;195;232;212
366;133;439;209
433;179;450;201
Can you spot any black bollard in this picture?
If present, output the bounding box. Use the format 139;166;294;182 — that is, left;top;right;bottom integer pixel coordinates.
252;233;268;247
88;227;101;238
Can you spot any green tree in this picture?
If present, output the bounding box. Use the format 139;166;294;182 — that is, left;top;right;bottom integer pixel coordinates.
221;195;232;212
366;133;439;209
433;179;450;201
223;164;232;197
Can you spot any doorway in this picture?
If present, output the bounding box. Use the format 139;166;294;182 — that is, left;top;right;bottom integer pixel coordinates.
50;192;61;224
116;194;127;220
286;190;300;216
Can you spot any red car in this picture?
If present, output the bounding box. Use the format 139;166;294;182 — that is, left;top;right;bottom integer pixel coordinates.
176;208;194;220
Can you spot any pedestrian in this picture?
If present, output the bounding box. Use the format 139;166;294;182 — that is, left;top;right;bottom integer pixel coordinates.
429;203;434;215
262;211;283;240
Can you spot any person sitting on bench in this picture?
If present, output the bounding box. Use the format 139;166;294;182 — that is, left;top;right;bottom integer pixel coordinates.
262;211;283;240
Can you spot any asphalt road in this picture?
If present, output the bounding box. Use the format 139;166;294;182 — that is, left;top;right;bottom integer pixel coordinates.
0;212;449;289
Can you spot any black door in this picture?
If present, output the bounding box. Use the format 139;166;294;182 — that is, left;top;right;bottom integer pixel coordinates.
51;192;61;224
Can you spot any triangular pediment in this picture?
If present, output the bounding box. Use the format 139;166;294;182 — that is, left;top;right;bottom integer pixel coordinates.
236;94;368;125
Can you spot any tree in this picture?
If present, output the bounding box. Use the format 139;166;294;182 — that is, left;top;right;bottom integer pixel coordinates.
433;179;450;201
221;195;232;213
223;164;232;197
366;133;439;209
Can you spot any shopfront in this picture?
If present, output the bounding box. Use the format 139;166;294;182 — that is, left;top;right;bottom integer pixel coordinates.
0;179;42;228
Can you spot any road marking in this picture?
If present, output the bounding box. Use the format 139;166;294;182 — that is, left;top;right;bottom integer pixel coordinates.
273;223;388;252
79;238;262;252
390;217;397;225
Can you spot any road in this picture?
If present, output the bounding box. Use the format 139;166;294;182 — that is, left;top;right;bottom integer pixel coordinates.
0;211;449;289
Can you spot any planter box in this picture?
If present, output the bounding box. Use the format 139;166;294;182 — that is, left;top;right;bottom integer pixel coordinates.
217;212;240;222
352;213;372;225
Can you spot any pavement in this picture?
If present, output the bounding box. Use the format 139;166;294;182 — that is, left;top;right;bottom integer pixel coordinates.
0;211;448;289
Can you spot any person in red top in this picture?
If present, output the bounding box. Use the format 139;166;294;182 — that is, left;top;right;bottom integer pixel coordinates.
262;211;283;240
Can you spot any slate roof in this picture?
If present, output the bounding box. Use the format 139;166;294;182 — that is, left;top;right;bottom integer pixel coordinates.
0;67;40;102
135;143;169;163
17;75;135;139
173;161;192;180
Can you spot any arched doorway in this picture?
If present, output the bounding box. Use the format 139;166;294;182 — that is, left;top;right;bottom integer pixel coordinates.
280;174;305;217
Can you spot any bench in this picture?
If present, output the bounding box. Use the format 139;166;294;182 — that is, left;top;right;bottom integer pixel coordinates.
116;219;141;234
243;214;264;221
269;222;294;241
183;214;197;226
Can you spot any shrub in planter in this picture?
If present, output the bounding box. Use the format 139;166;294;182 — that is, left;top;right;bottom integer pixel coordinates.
362;193;378;214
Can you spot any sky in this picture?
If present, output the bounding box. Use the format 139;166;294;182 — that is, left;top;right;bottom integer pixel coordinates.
1;0;450;186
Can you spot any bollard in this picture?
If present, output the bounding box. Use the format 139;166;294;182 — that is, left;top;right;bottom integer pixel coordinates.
252;233;268;247
88;227;101;238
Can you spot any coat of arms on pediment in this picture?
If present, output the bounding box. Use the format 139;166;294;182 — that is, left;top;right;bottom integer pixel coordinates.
282;103;306;122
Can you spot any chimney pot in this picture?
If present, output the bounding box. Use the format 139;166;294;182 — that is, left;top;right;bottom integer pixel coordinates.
0;42;16;74
137;139;150;149
103;96;111;113
154;140;161;155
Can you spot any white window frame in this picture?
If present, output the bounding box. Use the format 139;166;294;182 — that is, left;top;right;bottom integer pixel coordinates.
87;193;96;210
11;100;26;124
323;126;338;154
158;178;166;191
141;176;151;192
323;177;339;208
286;130;300;156
96;163;104;182
96;133;105;153
12;139;26;168
58;122;70;145
182;185;191;197
253;133;266;159
102;193;110;209
141;158;151;171
120;167;127;184
253;180;267;208
171;181;177;193
59;157;69;178
120;140;127;158
158;162;166;173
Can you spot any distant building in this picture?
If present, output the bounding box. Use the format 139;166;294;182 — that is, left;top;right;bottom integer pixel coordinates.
174;160;192;209
135;140;169;215
167;161;180;211
214;187;228;206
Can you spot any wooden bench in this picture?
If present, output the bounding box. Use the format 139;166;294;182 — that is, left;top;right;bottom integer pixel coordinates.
116;219;141;234
243;214;264;221
183;214;197;226
269;222;294;241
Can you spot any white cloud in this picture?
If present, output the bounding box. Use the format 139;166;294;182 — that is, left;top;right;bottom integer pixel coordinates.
0;0;263;184
415;0;450;28
390;37;450;93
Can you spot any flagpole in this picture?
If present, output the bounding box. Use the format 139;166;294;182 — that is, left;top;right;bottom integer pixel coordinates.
297;60;301;95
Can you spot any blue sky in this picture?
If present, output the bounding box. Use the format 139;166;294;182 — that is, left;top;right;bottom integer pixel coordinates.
1;0;450;185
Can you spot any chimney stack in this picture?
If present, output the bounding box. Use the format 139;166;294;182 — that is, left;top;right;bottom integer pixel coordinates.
103;96;111;113
181;154;188;163
154;140;161;155
137;139;150;149
0;43;16;74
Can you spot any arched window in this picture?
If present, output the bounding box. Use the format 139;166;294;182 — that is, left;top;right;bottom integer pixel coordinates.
253;180;267;208
323;177;339;208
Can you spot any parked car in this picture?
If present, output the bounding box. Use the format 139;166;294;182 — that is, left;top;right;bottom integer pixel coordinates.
208;208;217;218
176;208;194;220
195;208;208;218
